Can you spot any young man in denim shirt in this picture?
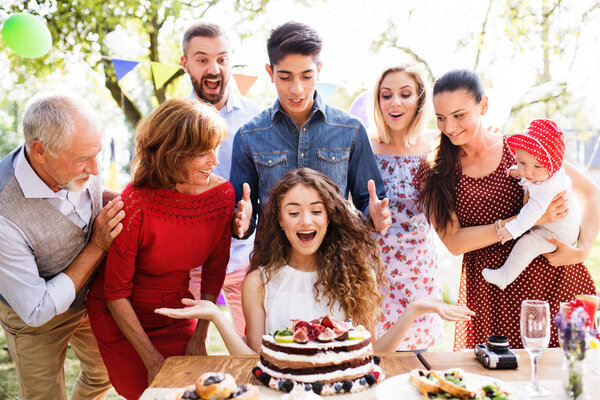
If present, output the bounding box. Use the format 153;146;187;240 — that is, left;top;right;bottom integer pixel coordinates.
230;22;390;238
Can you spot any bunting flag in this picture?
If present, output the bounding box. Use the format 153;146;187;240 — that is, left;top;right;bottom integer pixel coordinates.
105;138;120;191
233;73;258;96
316;82;338;102
150;62;182;89
111;59;139;82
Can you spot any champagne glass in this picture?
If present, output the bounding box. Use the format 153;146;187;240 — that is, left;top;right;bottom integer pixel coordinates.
521;299;551;397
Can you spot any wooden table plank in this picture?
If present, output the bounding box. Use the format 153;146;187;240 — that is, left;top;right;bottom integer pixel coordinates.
419;348;562;381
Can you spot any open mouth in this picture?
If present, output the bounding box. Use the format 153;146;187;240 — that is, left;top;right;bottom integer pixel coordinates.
203;77;221;91
297;231;317;242
289;98;304;106
389;112;404;119
447;131;463;137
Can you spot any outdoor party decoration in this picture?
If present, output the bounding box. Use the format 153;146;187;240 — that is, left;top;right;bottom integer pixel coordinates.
111;59;140;82
2;13;52;58
316;82;338;102
233;73;258;96
150;61;181;89
349;90;371;128
554;297;599;400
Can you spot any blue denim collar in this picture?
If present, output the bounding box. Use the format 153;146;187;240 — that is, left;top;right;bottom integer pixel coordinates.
269;91;326;124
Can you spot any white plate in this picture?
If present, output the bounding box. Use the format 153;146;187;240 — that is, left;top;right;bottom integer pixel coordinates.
375;372;518;400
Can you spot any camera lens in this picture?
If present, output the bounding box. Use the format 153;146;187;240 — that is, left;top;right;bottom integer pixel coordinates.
487;335;509;352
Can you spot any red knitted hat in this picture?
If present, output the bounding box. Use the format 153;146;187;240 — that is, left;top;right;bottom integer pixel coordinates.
506;119;565;177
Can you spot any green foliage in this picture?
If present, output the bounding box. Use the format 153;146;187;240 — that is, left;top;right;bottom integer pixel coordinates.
0;0;271;128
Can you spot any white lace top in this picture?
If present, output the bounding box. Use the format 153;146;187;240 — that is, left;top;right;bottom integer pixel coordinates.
262;265;346;334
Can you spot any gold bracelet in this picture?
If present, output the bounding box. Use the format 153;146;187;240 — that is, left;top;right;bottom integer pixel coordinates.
494;219;503;242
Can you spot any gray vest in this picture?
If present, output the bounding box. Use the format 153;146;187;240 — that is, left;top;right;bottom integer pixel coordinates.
0;146;102;310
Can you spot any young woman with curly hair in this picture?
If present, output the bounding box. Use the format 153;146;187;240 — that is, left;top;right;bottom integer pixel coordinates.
156;169;473;354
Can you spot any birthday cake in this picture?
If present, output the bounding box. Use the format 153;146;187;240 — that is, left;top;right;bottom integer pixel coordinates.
252;316;383;395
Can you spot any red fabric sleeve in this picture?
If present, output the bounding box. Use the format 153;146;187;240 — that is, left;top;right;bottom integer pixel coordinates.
412;158;432;195
103;185;142;301
200;213;232;297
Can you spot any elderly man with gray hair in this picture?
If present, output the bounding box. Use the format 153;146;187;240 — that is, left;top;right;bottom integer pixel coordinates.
0;92;125;400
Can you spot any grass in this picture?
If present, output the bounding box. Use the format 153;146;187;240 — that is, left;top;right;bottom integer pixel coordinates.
1;239;599;398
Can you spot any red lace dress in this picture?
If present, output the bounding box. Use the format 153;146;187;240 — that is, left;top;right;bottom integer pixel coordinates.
452;137;596;350
87;182;234;399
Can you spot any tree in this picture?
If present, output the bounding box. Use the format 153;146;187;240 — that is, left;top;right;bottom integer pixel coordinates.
1;0;269;128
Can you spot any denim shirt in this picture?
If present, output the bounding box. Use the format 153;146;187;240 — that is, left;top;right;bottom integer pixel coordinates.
230;92;385;227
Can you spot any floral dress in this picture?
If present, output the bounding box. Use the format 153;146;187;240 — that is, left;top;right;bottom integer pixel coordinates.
375;154;443;350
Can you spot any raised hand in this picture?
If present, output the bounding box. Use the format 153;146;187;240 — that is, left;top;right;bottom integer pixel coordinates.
233;183;252;238
367;179;391;236
89;196;124;252
411;298;475;321
155;298;219;321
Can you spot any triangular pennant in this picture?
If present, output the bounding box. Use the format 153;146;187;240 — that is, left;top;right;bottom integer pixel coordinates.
316;82;338;102
111;59;139;81
150;62;182;89
233;73;258;96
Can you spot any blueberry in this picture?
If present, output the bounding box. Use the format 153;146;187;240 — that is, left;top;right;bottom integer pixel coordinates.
304;383;312;391
373;355;381;365
365;374;376;386
312;381;324;394
282;380;294;393
258;372;271;386
342;380;353;392
277;379;284;389
334;383;343;393
181;390;197;399
359;377;367;386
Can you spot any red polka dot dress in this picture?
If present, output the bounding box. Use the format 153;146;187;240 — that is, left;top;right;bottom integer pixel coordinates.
453;137;596;350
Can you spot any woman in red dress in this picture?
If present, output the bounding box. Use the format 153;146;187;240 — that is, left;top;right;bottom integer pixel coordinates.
87;99;234;399
418;69;599;350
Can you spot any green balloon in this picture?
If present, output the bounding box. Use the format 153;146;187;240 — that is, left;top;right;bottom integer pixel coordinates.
2;13;52;58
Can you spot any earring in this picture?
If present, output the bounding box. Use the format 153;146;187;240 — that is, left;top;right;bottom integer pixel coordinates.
281;226;284;231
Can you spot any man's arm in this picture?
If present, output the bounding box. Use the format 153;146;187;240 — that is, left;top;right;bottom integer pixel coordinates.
0;196;124;327
347;123;385;216
230;131;260;238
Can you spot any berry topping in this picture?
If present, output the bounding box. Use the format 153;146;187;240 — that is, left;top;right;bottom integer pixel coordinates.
342;380;353;392
304;383;313;391
181;390;197;399
359;377;367;386
312;381;324;394
373;355;381;365
334;383;343;393
365;374;376;386
252;367;261;377
202;372;225;385
282;380;294;393
258;372;271;386
372;371;380;381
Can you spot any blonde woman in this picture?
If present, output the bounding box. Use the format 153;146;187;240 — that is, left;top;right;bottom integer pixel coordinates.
370;63;442;351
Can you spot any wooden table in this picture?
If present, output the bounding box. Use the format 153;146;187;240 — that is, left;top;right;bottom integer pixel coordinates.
142;349;598;399
420;348;600;399
143;352;422;399
149;352;422;387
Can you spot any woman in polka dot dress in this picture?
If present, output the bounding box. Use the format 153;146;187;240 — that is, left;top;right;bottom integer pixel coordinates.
418;69;599;350
370;63;443;351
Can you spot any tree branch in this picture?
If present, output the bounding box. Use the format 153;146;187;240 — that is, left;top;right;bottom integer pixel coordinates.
102;58;142;128
474;0;494;72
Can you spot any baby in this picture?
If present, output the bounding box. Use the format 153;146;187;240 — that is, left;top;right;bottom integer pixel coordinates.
482;119;579;290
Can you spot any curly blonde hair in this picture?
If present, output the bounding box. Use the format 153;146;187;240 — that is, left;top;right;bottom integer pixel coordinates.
249;168;387;331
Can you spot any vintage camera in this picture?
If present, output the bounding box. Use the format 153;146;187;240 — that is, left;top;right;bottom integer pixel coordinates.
474;335;519;369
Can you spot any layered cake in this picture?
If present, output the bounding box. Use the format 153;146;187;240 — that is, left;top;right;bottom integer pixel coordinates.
252;316;383;395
